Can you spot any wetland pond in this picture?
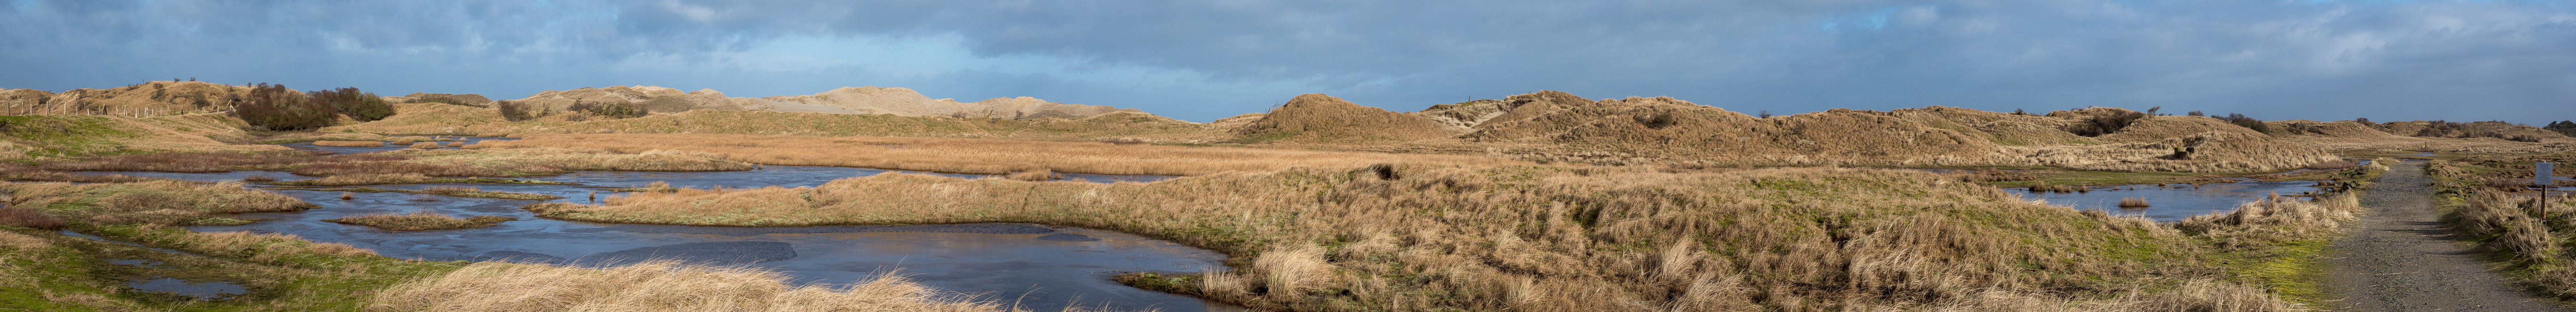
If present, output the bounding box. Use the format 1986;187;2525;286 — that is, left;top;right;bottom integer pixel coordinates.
84;144;1236;311
2003;180;2322;222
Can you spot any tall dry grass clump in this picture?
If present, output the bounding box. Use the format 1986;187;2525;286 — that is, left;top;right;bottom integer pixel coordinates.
532;166;2293;311
369;260;1028;312
481;134;1523;176
0;180;314;226
0;231;48;250
2119;197;2151;208
314;140;387;147
149;230;378;264
2174;192;2360;250
2447;191;2576;297
409;142;440;149
301;173;434;186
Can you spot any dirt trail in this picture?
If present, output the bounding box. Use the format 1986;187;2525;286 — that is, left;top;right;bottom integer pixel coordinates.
2326;160;2563;311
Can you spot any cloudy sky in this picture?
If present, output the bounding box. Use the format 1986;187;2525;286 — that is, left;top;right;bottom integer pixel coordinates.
3;0;2572;123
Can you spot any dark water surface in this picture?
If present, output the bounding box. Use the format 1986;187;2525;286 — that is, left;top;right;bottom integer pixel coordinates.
125;277;248;301
103;148;1235;310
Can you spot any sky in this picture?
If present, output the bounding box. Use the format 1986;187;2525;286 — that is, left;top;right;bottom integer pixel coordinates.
2;0;2572;123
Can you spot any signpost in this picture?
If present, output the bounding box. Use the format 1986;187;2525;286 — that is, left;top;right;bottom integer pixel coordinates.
2543;162;2555;222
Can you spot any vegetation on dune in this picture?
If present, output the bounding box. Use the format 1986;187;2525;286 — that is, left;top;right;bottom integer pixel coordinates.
325;212;515;231
0;115;291;161
370;261;1053;312
484;133;1521;176
527;165;2309;311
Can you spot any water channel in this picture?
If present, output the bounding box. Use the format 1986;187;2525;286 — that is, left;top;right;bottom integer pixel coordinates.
87;140;1242;312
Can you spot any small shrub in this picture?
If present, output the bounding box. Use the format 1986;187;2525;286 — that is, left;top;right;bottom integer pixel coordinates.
568;100;647;119
497;100;546;122
2070;110;2149;137
308;87;395;121
232;83;337;131
0;206;66;230
2219;113;2270;134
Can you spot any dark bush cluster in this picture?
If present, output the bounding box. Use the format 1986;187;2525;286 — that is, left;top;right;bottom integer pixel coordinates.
2547;120;2576;137
309;87;394;122
230;84;401;131
569;100;647;119
496;100;548;122
2217;113;2270;134
2068;110;2148;137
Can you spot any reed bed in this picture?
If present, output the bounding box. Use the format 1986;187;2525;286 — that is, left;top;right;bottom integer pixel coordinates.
480;134;1525;176
324;212;514;231
2120;197;2151;207
314;140;387;147
529;166;2292;311
370;261;1038;312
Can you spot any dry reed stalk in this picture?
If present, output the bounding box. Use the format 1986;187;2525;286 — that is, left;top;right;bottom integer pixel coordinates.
481;134;1525;176
313;140;388;147
409;142;440;149
2120;197;2150;207
369;260;1030;312
530;166;2280;310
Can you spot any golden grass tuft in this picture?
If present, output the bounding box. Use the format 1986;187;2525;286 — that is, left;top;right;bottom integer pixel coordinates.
529;165;2293;310
390;137;419;145
324;212;514;231
2120;197;2151;207
314;140;388;147
476;132;508;137
482;134;1523;176
165;230;378;263
409;142;440;149
2175;192;2360;250
369;261;1031;312
444;141;464;147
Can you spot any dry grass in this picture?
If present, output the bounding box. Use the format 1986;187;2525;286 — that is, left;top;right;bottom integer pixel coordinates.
410;142;440;149
35;151;325;172
2304;160;2359;170
0;206;65;230
483;134;1524;176
391;137;418;145
2120;197;2151;207
0;231;47;250
383;147;758;172
370;261;1038;312
150;229;379;264
476;132;507;137
0;164;151;182
444;141;464;148
315;140;388;147
2445;190;2576;298
0;180;313;227
324;212;514;231
529;165;2292;311
1006;169;1057;181
2176;192;2361;250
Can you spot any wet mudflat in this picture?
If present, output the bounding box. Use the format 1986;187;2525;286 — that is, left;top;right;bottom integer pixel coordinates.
2004;180;2323;222
108;162;1231;311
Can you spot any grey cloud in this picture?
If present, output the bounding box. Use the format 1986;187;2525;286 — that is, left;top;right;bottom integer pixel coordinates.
1;0;2571;123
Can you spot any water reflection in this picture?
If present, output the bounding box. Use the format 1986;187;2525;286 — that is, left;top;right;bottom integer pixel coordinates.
2004;180;2322;222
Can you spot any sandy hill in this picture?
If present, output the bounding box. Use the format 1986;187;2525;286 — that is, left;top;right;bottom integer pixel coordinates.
1232;94;1457;144
2268;119;2573;153
1219;90;2336;172
0;81;265;117
0;114;289;161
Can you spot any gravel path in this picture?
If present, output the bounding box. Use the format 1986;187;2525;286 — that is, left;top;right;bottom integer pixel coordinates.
2326;160;2563;311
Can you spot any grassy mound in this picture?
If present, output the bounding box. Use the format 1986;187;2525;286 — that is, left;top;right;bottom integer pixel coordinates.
324;212;514;231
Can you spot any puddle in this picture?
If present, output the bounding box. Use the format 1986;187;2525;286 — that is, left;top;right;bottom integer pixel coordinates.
141;172;1236;311
125;277;247;301
278;137;520;154
2005;180;2323;222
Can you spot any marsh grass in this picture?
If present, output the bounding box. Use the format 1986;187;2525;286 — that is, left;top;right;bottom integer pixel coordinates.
313;140;387;147
483;134;1524;176
0;181;313;227
409;142;440;149
369;261;1043;312
324;212;514;231
1007;169;1058;181
2120;197;2151;207
278;186;563;201
530;165;2295;311
271;173;576;187
0;164;150;183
